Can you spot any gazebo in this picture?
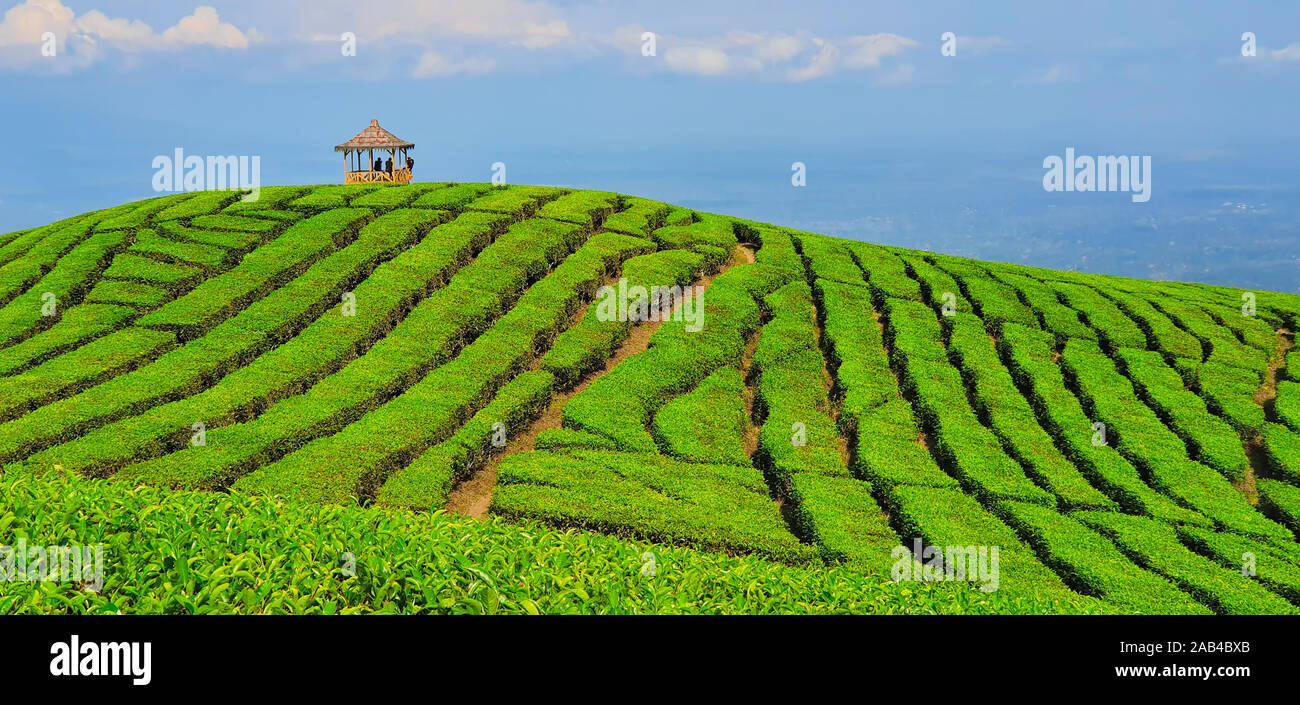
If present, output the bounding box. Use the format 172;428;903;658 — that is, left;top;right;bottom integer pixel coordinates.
335;119;415;184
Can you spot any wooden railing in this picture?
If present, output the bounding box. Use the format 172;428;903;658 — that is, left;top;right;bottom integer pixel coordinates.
345;167;412;185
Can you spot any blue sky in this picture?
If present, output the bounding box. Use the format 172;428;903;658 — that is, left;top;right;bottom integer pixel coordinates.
2;1;1299;290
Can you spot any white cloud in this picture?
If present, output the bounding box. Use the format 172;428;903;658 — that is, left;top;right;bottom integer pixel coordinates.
74;11;152;48
605;24;649;56
1267;42;1300;62
289;0;572;77
412;49;495;77
519;19;570;49
1033;63;1079;84
665;46;730;76
0;1;258;68
956;35;1011;56
302;0;569;48
785;39;838;82
1222;40;1300;69
645;30;916;81
841;33;918;69
717;30;809;64
755;34;806;63
0;0;71;46
161;6;255;49
0;0;916;82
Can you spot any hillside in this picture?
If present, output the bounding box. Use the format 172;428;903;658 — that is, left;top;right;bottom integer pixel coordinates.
2;182;1299;614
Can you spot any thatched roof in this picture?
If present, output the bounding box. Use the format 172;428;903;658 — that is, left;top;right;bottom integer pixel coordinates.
334;119;414;152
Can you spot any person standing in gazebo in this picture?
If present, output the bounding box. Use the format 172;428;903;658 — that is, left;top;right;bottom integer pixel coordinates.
336;119;417;185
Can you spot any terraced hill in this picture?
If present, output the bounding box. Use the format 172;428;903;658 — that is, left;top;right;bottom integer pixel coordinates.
2;182;1299;614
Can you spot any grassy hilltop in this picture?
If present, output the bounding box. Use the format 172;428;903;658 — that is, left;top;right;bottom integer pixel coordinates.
1;182;1299;614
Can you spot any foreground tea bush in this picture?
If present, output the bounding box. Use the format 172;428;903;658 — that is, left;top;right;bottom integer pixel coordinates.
0;471;1095;615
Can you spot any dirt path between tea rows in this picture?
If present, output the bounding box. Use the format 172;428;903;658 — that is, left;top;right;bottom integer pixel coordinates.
445;244;755;519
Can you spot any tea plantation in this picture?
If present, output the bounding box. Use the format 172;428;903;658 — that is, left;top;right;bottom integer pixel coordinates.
2;183;1298;614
